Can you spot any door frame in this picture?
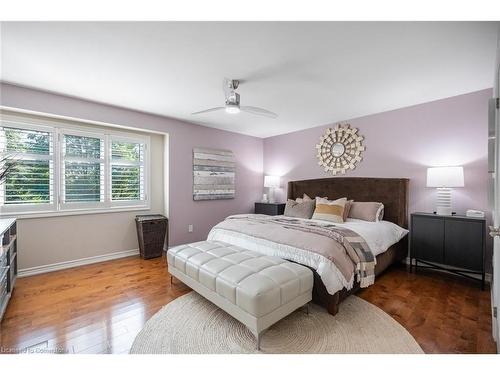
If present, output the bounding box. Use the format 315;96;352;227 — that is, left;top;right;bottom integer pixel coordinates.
492;27;500;352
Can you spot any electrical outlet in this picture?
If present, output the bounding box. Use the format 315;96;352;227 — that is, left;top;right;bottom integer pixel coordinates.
188;224;193;233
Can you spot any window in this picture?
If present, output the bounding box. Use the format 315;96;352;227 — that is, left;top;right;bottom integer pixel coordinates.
110;139;145;202
1;114;150;216
61;132;105;207
0;124;55;211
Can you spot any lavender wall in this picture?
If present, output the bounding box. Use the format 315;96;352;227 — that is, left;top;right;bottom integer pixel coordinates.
0;83;263;247
264;89;493;267
264;89;491;217
1;82;492;271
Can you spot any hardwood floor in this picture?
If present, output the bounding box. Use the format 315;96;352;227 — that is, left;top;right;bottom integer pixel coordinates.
358;265;496;354
0;255;496;354
0;255;190;354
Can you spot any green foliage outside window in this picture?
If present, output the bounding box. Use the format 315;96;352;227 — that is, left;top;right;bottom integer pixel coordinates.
1;127;144;205
3;127;51;204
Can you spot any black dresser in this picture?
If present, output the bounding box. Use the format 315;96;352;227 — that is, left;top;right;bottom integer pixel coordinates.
410;212;486;289
1;218;17;321
254;202;286;216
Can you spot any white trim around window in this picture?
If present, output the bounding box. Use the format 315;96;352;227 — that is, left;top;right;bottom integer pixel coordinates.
0;112;151;217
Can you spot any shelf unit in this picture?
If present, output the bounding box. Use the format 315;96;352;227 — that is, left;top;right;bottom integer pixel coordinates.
0;218;17;321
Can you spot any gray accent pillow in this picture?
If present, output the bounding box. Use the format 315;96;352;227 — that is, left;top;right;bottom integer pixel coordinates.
284;199;316;219
348;202;384;222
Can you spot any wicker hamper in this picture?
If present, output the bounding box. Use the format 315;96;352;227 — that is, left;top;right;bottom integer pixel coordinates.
135;215;168;259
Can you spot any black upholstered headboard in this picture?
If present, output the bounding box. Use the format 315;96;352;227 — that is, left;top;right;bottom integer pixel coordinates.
287;177;409;228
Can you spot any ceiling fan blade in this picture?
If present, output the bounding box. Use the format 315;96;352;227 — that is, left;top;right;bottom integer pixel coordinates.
191;107;225;115
240;106;278;119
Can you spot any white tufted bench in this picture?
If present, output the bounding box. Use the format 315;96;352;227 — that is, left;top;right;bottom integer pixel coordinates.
167;240;313;350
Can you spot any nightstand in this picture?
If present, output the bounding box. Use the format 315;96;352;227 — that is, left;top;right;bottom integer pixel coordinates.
410;212;486;289
254;202;286;216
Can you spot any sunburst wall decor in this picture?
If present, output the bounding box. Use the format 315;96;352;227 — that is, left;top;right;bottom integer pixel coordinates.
315;123;365;175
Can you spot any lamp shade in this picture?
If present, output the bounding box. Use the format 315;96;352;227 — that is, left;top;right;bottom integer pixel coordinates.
426;166;464;188
264;175;280;188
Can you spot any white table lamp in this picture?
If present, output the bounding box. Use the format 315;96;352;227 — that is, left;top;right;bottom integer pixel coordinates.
264;175;280;203
426;166;464;216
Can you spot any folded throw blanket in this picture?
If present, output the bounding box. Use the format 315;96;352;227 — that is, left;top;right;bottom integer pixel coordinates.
217;214;375;288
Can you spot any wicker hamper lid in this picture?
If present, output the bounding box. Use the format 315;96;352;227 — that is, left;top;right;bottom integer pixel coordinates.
135;214;167;222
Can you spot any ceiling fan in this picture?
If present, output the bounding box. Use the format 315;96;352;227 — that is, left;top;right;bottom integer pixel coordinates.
192;78;278;119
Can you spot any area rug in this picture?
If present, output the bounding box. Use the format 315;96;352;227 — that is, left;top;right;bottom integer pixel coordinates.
130;291;423;354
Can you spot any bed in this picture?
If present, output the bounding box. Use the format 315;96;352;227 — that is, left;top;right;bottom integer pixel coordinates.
209;177;409;315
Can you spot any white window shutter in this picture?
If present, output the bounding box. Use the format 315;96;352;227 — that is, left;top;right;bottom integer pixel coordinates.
110;139;145;201
0;126;54;205
62;133;105;203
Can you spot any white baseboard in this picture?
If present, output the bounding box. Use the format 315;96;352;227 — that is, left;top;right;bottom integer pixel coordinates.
403;257;492;283
18;248;140;278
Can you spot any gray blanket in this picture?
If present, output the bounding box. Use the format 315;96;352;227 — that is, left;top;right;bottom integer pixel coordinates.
214;214;375;288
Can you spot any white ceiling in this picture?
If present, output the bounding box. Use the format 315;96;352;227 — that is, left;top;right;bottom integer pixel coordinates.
1;22;498;138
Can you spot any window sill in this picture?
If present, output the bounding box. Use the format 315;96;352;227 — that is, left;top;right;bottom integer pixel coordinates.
0;205;152;220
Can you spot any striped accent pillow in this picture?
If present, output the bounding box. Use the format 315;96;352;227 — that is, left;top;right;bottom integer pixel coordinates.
312;197;348;223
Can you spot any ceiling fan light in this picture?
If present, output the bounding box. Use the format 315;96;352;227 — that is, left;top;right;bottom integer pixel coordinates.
225;105;240;114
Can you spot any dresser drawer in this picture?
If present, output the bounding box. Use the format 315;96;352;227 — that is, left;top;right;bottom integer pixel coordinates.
0;271;8;307
0;251;8;276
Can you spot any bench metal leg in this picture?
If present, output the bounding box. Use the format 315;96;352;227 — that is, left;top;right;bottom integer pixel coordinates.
255;329;266;351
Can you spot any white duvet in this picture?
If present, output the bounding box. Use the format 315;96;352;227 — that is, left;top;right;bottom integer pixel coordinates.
207;216;408;295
